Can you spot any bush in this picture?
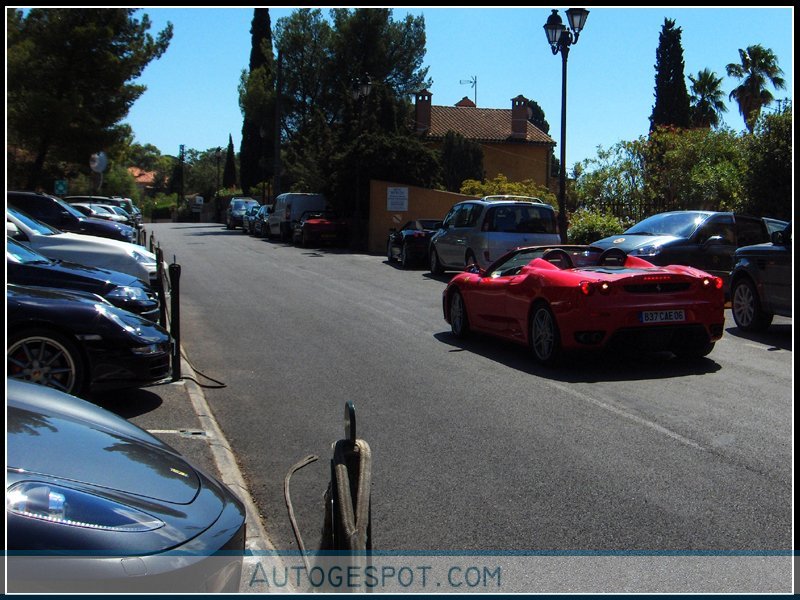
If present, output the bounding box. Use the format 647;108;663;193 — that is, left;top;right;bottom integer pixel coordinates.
567;208;627;244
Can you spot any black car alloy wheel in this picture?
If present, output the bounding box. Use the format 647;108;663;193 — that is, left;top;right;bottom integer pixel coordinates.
8;328;86;396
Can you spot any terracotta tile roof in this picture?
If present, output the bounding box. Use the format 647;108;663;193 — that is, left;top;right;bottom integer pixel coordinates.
426;105;555;145
128;166;157;185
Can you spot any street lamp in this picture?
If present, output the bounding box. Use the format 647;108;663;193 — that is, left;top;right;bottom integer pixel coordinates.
351;73;372;249
544;7;589;243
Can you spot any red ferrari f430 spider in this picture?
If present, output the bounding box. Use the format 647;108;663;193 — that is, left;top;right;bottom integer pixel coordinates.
442;246;725;364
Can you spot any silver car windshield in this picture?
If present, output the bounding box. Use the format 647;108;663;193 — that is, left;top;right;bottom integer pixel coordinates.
8;207;62;235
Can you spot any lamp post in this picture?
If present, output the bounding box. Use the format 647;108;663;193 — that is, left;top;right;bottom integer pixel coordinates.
544;7;589;243
351;73;372;249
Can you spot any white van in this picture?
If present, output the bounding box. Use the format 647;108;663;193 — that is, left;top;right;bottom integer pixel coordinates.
267;193;327;241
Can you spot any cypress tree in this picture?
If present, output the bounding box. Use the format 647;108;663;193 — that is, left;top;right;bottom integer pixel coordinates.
650;18;691;130
222;134;237;189
239;8;274;195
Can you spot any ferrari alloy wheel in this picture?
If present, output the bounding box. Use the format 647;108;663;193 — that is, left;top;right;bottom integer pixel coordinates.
449;291;469;338
530;305;561;365
731;277;773;332
8;328;85;396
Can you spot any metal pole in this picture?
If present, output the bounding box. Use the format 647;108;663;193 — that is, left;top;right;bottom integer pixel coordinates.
169;262;181;382
558;42;569;243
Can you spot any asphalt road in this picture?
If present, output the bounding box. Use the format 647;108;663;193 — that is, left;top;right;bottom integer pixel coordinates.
146;223;792;566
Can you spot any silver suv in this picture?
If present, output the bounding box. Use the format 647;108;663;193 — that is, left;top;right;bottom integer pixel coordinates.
429;196;560;273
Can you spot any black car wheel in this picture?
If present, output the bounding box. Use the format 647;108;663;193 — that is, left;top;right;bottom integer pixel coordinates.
430;248;444;275
530;304;561;365
449;290;469;338
8;328;86;396
731;277;773;331
400;244;410;269
387;242;395;263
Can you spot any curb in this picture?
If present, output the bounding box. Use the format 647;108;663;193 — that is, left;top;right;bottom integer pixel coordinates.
180;355;297;593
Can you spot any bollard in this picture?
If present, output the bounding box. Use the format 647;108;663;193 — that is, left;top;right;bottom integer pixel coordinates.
325;402;372;554
169;262;181;382
155;245;168;329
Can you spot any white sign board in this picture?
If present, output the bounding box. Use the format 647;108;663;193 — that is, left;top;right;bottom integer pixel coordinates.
387;187;409;212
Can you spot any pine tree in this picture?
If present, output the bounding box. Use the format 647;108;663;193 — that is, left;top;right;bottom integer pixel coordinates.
650;18;691;130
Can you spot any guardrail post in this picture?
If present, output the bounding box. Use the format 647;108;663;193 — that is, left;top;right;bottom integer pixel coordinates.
169;262;181;382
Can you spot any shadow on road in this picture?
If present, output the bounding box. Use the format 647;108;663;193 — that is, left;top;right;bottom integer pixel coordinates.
723;322;792;352
88;386;164;418
434;331;723;383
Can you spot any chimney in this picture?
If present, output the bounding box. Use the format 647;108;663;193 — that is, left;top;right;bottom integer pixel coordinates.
511;95;529;139
414;89;432;134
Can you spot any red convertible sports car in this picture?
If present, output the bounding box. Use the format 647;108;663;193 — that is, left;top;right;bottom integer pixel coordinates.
442;245;725;364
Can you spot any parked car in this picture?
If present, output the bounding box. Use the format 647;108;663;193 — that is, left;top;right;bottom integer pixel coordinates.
292;210;348;247
429;196;560;274
70;202;132;227
64;195;142;228
7;206;159;286
442;245;725;364
252;204;272;238
387;218;443;268
8;191;137;244
7;237;160;322
267;192;327;241
241;203;261;235
226;197;259;230
730;221;792;331
6;378;246;593
7;284;172;397
590;211;774;294
95;203;138;228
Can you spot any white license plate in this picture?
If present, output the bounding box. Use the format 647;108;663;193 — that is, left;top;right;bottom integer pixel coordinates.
640;309;685;323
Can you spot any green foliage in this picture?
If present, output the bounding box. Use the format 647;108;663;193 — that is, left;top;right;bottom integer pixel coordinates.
7;8;172;188
460;174;557;210
440;131;483;193
567;208;628;245
740;108;792;220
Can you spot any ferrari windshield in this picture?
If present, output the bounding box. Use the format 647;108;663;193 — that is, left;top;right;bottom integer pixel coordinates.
625;211;712;238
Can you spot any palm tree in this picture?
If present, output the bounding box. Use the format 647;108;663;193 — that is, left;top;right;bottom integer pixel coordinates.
688;68;727;128
726;44;786;133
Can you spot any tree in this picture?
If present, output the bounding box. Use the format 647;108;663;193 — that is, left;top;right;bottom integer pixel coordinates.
726;44;786;133
650;18;691;130
239;9;275;194
222;134;237;189
740;107;792;220
7;8;172;189
440;131;483;192
688;68;727;128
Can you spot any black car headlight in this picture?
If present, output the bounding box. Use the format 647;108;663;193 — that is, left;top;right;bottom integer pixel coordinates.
7;481;164;533
631;244;662;257
105;286;149;303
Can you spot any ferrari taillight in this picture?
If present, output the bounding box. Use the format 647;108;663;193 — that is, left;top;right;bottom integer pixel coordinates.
579;281;610;296
702;276;723;290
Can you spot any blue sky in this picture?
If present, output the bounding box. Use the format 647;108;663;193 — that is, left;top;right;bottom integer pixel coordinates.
125;7;793;169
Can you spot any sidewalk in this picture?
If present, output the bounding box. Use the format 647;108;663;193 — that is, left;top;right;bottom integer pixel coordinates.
113;354;285;593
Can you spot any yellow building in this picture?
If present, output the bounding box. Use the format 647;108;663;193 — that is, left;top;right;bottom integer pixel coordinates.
413;90;556;187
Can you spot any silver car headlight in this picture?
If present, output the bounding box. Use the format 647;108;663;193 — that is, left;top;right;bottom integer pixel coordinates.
7;481;164;532
105;286;148;302
129;248;157;266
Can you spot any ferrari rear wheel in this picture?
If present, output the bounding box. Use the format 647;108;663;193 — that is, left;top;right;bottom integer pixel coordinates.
449;291;469;338
530;304;561;365
674;341;715;359
8;328;86;396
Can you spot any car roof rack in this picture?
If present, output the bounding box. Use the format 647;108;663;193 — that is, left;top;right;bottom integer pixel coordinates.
482;195;546;204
